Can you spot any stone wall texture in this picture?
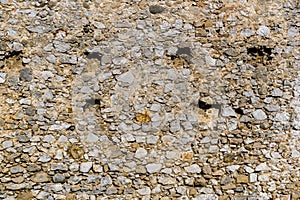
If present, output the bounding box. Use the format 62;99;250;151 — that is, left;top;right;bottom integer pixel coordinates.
0;0;299;199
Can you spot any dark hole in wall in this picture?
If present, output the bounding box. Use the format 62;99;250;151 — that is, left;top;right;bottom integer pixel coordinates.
83;98;101;111
4;51;22;59
247;46;273;60
176;47;192;56
198;100;212;110
86;98;101;105
66;126;75;131
84;52;102;61
83;24;94;34
235;108;244;115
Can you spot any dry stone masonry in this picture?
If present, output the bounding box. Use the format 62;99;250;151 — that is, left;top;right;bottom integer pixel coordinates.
0;0;299;199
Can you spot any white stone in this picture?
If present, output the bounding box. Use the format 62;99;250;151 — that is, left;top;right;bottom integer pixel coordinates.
222;107;236;117
226;165;240;173
117;71;134;84
85;133;99;143
0;73;7;83
252;109;267;120
41;71;54;80
244;166;254;173
135;148;147;159
292;149;300;158
137;187;151;195
258;173;270;182
184;164;201;173
255;162;270;171
249;173;257;183
112;57;127;65
257;26;270;37
288;27;299;38
2;140;13;149
80;162;93;173
146;163;162;173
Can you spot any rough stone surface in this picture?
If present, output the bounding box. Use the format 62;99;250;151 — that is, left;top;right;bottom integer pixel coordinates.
0;1;299;199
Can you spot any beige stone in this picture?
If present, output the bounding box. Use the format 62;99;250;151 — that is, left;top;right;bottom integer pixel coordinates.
236;175;249;183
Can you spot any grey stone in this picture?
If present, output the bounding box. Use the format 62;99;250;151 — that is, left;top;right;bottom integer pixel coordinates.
19;68;32;82
27;25;52;34
226;165;240;173
265;104;280;112
112;57;127;65
19;98;31;105
69;163;79;172
150;104;161;112
53;174;65;183
44;43;53;51
93;21;105;29
224;48;239;57
149;5;164;14
274;112;290;122
158;176;176;185
60;54;77;64
194;194;218;200
184;164;201;174
57;135;68;143
38;154;51;163
53;41;70;53
44;90;54;100
255;162;270;171
27;164;41;172
240;28;255;37
258;174;269;182
25;107;36;116
10;166;25;174
106;186;118;195
222;106;236;117
146;135;159;144
80;162;93;173
46;55;56;64
43;135;54;142
50;163;68;171
17;134;30;142
292;149;300;158
41;71;54;80
2;140;13;149
181;121;193;130
135;148;147;159
170;120;180;133
5;183;27;190
288;27;299;38
271;88;282;97
137;187;151;195
101;175;112;186
85;133;99;143
11;42;23;51
252;109;267;120
117;71;134;84
257;26;270;37
146;163;162;173
31;172;49;183
0;73;7;83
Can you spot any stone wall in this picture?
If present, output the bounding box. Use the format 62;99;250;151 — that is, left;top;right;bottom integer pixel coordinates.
0;0;299;199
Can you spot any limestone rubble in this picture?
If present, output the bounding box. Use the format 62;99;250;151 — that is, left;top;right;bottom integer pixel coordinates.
0;0;299;199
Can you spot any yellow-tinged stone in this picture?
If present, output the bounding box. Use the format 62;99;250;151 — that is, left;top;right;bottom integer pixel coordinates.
135;110;150;123
68;144;84;159
16;191;33;200
236;175;249;183
181;151;194;160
